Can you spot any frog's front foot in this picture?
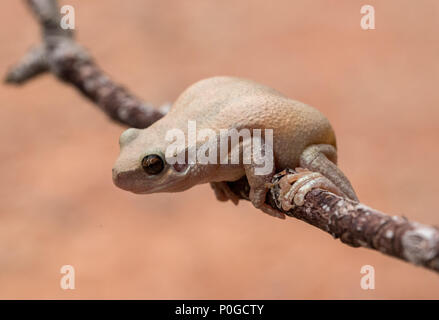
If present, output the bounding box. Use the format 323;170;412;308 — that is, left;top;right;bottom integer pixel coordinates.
279;168;345;211
210;181;240;205
249;187;286;219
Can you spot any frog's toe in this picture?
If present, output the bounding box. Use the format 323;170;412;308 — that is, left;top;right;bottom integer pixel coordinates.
280;168;344;211
259;204;286;219
249;186;285;219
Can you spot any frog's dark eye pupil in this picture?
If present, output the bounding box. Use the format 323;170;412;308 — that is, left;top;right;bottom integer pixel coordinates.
142;155;164;175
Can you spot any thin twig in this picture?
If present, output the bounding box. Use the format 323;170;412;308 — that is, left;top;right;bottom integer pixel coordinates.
5;0;167;128
5;0;439;274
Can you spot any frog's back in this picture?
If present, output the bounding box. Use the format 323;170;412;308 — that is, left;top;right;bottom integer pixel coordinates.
170;76;281;124
171;76;336;168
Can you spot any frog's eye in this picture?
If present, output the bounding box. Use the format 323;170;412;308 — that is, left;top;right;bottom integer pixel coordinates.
141;154;165;175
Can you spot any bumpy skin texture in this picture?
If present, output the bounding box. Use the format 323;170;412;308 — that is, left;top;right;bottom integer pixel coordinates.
113;76;357;219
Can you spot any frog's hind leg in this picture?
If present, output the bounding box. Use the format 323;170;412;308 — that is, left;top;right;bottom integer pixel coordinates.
294;144;358;202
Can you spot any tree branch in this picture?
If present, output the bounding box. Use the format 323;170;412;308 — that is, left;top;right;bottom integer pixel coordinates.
5;0;167;128
228;171;439;273
5;0;439;274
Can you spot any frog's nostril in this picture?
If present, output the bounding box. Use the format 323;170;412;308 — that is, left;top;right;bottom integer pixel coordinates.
119;128;139;147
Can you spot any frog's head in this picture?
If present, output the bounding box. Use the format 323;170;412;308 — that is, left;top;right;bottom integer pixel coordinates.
112;127;194;194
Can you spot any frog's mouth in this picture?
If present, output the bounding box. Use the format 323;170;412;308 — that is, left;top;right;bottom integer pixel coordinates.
138;163;195;194
112;163;194;194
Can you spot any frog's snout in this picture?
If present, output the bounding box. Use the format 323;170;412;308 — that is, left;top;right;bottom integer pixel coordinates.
112;166;139;192
112;151;140;192
112;166;128;190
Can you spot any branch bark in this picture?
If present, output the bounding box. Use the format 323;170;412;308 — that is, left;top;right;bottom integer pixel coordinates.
5;0;439;274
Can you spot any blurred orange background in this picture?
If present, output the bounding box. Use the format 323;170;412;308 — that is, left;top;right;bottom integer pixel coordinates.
1;0;438;299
